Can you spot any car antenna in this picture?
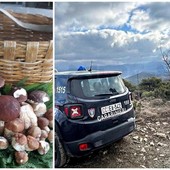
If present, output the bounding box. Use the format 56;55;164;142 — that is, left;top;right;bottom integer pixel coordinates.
88;61;93;72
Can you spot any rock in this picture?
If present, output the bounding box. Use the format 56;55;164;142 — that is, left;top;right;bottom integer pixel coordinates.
144;138;148;142
154;158;158;161
157;142;168;147
154;132;167;138
103;150;108;155
140;165;146;168
150;141;155;146
160;154;165;157
162;122;168;125
141;147;146;153
133;136;139;140
156;122;160;126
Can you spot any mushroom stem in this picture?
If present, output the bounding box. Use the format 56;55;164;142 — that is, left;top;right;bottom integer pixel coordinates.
0;121;4;135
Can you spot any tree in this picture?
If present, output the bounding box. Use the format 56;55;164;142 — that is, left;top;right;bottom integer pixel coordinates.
160;48;170;73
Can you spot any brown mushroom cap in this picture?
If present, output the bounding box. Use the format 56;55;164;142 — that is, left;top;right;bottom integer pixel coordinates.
44;108;53;121
15;151;28;165
38;117;49;129
27;126;41;139
27;135;39;150
13;133;27;145
28;90;50;103
0;76;5;88
0;96;20;122
5;118;24;133
48;130;53;143
0;136;9;149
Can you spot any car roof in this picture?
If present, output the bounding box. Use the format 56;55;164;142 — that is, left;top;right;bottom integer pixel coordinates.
55;70;122;77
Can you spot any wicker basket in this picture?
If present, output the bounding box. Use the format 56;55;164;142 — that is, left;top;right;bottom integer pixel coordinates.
0;9;53;84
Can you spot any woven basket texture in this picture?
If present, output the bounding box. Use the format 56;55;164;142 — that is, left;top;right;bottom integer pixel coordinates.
0;10;53;84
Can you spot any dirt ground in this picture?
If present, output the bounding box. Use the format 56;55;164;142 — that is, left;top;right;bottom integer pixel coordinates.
66;98;170;168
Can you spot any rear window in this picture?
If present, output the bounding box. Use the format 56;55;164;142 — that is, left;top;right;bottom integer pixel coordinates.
70;75;126;99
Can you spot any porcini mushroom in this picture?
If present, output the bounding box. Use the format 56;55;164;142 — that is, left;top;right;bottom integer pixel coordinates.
44;108;53;128
28;90;50;104
25;135;39;151
4;118;25;141
0;136;9;150
11;87;27;103
48;130;53;143
31;102;47;117
19;103;37;129
0;121;4;135
38;140;50;155
12;133;27;151
27;126;41;140
15;151;28;165
0;95;20;122
37;117;50;133
40;130;48;141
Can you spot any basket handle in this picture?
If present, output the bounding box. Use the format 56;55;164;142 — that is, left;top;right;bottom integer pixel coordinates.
0;8;52;32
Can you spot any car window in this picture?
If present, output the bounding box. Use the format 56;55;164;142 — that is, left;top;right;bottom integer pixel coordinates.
70;75;126;98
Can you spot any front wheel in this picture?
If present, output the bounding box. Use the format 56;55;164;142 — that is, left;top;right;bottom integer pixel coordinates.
55;132;67;167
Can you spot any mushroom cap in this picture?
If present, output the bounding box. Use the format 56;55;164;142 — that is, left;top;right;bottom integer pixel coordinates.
26;135;39;150
44;108;53;121
12;133;27;145
38;117;49;129
15;151;28;165
0;136;9;149
0;95;20;122
27;126;41;139
28;90;50;103
5;118;24;133
40;130;48;140
0;76;5;88
12;87;27;103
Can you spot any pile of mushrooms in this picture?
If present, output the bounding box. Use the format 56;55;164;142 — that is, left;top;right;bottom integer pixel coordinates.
0;76;53;165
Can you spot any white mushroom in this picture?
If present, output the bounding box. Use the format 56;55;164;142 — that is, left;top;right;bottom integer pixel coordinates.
12;87;27;104
31;103;47;117
40;130;48;141
19;103;37;129
0;136;9;150
38;141;50;155
27;126;41;140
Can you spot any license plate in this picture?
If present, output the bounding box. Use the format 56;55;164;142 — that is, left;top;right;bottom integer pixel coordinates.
101;102;122;114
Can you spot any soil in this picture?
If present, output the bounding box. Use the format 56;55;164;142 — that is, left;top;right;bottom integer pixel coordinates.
65;98;170;168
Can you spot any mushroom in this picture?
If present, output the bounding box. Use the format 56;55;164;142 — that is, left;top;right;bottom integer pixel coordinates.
0;121;4;135
44;108;53;128
37;117;50;133
11;87;27;103
27;126;41;140
0;136;9;150
38;141;50;155
4;118;25;141
12;133;27;151
19;103;37;129
25;135;39;151
48;130;53;143
15;151;28;165
31;102;47;117
40;130;48;141
27;90;50;104
0;95;20;122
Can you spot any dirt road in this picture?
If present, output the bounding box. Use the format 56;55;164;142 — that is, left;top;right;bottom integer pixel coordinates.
66;98;170;168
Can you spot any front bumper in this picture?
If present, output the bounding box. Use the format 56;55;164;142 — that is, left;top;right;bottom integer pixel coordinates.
64;117;135;157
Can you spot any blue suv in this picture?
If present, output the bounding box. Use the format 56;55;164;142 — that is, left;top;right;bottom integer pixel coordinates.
55;70;135;167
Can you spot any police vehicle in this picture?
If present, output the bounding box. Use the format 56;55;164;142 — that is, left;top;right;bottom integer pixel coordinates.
55;68;135;167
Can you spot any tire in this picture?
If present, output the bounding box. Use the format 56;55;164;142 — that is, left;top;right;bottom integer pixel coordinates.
55;132;67;167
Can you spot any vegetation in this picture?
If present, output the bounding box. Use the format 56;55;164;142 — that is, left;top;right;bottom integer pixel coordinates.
124;77;170;100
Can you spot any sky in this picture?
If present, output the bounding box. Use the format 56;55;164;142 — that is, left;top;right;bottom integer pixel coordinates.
55;2;170;71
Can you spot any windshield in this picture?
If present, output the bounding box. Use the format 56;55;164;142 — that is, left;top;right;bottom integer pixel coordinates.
70;75;126;98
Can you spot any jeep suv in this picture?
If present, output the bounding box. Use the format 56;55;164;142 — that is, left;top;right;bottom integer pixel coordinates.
55;70;135;167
